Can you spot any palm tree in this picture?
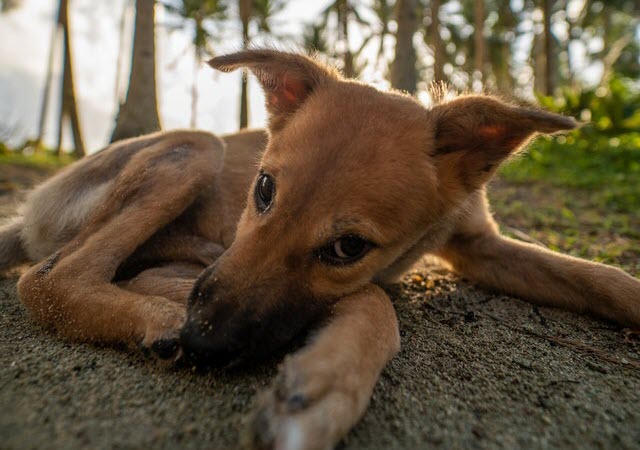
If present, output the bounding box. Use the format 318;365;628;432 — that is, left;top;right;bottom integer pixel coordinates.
303;22;329;53
486;0;516;90
35;0;61;151
239;0;251;129
238;0;285;129
162;0;227;128
56;0;85;156
576;0;640;85
371;0;394;67
315;0;371;78
390;0;418;93
304;0;377;80
111;0;161;142
473;0;484;80
113;0;133;110
542;0;554;95
426;0;445;83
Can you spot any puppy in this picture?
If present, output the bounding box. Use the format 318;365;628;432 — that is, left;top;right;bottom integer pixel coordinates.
1;49;638;450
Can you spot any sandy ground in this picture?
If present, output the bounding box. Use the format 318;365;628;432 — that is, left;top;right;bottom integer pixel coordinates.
1;169;639;450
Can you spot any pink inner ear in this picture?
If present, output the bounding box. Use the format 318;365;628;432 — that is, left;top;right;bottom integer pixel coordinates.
267;72;308;111
477;124;506;140
478;124;526;150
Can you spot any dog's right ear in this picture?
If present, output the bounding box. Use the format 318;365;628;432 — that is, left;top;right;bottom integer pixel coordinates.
209;49;340;131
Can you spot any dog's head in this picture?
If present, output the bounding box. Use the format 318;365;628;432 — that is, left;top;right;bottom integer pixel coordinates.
180;49;576;366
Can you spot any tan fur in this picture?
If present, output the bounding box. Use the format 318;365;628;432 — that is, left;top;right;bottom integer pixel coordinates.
2;49;638;450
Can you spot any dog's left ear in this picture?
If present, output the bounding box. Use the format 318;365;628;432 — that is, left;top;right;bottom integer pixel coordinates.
430;95;577;193
209;49;340;131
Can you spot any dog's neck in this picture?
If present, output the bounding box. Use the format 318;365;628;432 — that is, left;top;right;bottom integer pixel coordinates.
373;192;479;285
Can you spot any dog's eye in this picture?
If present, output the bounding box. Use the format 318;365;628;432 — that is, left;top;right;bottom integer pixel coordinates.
255;173;275;213
318;235;373;266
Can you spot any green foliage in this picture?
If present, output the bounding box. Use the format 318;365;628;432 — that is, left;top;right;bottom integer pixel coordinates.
502;132;640;212
503;76;640;214
161;0;228;57
536;76;640;135
0;151;74;170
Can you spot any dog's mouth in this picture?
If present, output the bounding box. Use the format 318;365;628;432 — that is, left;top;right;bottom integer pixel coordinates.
179;326;240;369
178;306;305;370
179;305;257;369
179;296;330;370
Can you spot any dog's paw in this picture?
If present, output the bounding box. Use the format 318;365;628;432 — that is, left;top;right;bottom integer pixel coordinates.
245;354;361;450
140;299;187;361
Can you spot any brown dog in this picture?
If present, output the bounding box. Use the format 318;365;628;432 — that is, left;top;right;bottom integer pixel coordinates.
1;49;639;450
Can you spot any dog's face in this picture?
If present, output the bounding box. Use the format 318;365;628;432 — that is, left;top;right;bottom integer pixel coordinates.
180;50;576;366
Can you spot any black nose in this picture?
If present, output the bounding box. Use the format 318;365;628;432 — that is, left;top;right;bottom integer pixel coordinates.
179;322;237;368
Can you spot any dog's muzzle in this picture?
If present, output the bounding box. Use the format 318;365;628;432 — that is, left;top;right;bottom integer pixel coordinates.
179;267;326;369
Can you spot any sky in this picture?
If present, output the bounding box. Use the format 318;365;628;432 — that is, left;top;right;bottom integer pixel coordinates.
0;0;333;152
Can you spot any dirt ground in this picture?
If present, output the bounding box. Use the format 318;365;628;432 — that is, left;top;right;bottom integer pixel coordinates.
1;166;639;450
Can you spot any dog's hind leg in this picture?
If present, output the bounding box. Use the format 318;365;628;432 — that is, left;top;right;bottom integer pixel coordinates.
247;284;400;450
17;135;224;357
437;191;640;327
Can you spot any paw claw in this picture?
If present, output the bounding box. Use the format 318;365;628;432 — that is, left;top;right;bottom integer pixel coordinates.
286;393;308;412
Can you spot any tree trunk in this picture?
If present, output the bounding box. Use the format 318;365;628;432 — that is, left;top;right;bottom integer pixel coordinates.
36;1;61;151
56;0;85;157
239;0;251;129
191;45;199;128
431;0;445;82
473;0;485;80
111;0;161;142
114;0;130;108
543;0;554;95
338;0;354;77
390;0;417;93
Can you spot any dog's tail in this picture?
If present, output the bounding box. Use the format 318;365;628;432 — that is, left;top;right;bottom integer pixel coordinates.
0;218;28;271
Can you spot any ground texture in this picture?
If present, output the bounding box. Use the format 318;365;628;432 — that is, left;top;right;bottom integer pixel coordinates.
1;165;639;450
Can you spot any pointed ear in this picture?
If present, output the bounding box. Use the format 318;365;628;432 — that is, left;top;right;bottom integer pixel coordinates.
430;95;577;193
208;49;340;131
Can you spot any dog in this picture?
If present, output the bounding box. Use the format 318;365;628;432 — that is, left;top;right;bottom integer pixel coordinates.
1;49;639;450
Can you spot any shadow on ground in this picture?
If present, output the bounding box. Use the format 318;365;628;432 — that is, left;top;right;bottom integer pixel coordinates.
1;167;639;450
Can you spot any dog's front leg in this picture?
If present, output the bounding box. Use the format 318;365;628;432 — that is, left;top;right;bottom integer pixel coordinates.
247;284;400;450
438;227;640;327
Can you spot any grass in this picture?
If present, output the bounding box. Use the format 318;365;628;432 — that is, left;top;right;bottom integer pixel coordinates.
501;131;640;213
0;151;76;171
493;131;640;276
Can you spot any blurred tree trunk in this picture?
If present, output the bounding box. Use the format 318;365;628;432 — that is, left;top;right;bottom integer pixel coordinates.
36;0;61;151
111;0;161;142
338;0;354;77
55;0;85;157
239;0;251;129
491;0;515;91
191;22;201;129
390;0;418;93
431;0;445;82
373;0;392;66
114;0;130;108
473;0;484;80
542;0;554;95
533;29;544;93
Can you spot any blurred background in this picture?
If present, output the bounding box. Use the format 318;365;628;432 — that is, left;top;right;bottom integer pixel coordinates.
0;0;638;273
